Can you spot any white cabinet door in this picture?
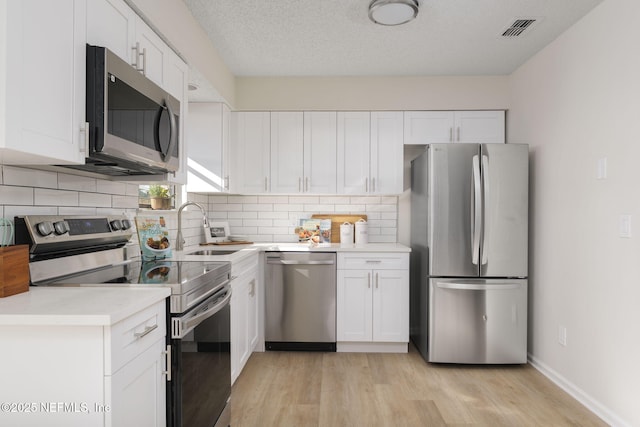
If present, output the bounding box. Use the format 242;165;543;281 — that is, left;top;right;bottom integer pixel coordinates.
270;112;304;193
186;103;228;192
134;16;165;87
107;339;166;427
303;112;337;193
404;111;506;145
370;111;403;194
1;0;87;165
231;276;248;384
337;112;371;194
86;0;135;64
337;269;373;342
454;110;505;144
403;111;455;145
372;269;409;342
247;274;259;351
231;112;271;193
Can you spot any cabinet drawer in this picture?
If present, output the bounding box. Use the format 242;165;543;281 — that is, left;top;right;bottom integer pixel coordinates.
107;300;166;375
338;253;409;270
231;253;259;278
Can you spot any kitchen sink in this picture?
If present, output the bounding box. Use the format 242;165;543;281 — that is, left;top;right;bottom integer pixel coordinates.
187;249;240;256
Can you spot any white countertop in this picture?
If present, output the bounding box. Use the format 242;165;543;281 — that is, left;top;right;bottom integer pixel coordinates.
0;287;170;326
171;242;410;263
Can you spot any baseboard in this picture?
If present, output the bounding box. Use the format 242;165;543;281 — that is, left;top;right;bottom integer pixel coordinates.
527;353;630;427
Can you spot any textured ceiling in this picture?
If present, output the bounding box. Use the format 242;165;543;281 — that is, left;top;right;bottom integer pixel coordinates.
182;0;603;77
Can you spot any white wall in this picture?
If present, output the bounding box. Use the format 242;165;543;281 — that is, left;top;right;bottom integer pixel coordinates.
236;76;509;111
508;0;640;425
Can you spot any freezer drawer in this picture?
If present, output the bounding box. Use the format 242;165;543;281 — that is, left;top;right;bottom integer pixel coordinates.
428;278;527;364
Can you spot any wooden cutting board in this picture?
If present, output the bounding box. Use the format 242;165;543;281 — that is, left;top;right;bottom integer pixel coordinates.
311;214;367;243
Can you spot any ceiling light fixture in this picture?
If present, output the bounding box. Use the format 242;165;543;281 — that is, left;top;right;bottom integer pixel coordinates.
368;0;419;26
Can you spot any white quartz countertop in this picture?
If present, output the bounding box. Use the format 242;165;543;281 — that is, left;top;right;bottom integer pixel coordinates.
171;242;410;263
0;287;170;326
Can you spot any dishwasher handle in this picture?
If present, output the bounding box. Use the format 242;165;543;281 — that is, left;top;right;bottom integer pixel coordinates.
267;259;335;265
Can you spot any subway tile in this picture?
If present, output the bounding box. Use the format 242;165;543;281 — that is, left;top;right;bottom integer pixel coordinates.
380;228;398;235
228;195;258;203
96;180;127;195
3;205;57;218
380;212;398;220
2;166;58;189
289;196;319;204
272;234;298;243
258;226;288;235
112;195;139;209
366;204;396;212
228;211;258;219
97;208;128;216
351;196;380;204
243;219;273;227
208;195;228;204
334;204;365;213
272;219;292;227
232;226;258;235
208;211;229;219
227;219;243;228
79;192;112;208
243;203;273;212
258;211;289;219
58;173;97;192
212;203;242;212
303;205;335;213
0;185;34;205
258;195;289;204
59;206;98;215
365;212;380;220
370;235;396;243
126;183;140;196
380;196;398;204
35;188;78;206
274;203;303;212
319;196;350;204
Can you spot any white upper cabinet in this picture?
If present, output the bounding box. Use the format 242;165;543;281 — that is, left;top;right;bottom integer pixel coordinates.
304;112;337;194
337;112;403;195
270;112;304;193
134;17;166;87
86;0;135;63
0;0;87;165
337;112;371;194
186;103;230;193
404;110;505;144
270;111;337;194
454;110;505;144
230;112;271;194
370;111;404;194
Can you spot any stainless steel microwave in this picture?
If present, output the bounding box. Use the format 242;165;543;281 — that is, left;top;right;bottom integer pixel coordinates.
61;44;180;177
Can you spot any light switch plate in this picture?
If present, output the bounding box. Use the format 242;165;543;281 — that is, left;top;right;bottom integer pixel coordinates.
597;157;607;180
619;214;631;238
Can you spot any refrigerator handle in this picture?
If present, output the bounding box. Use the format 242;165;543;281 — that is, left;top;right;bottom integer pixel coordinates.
481;154;490;265
471;155;481;265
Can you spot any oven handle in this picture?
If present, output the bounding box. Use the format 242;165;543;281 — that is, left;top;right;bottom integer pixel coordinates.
172;286;232;339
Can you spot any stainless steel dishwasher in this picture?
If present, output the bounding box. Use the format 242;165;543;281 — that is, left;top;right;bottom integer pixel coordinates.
265;252;336;351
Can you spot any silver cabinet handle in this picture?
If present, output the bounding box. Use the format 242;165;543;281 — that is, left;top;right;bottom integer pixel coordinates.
163;344;172;382
457;126;460;142
249;279;256;297
365;260;382;263
141;47;147;76
305;177;309;192
299;177;302;192
449;127;453;142
264;177;268;191
131;42;144;72
368;272;371;289
224;176;229;191
134;324;158;339
365;177;369;193
372;177;376;192
376;272;379;289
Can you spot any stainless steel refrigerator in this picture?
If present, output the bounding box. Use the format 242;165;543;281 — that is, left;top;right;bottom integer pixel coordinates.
410;143;528;364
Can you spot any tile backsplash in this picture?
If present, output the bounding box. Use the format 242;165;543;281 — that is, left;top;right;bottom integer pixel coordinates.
0;165;399;249
190;193;399;243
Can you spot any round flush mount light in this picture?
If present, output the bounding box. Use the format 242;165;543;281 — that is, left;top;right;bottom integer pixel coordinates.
368;0;419;26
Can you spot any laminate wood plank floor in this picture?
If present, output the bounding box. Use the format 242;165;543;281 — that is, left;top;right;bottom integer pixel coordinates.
230;345;607;427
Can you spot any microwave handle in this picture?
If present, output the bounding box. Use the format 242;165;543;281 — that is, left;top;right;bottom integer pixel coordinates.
162;100;177;162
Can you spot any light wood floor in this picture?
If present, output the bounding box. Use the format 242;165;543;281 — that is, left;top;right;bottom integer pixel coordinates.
230;345;606;427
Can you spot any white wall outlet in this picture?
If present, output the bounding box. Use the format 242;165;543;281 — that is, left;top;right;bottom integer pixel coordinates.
558;325;567;346
619;214;632;238
597;157;607;180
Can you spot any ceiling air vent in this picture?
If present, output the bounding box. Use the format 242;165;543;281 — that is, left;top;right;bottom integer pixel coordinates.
501;19;537;37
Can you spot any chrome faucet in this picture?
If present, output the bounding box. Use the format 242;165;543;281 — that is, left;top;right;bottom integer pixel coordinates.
175;201;209;251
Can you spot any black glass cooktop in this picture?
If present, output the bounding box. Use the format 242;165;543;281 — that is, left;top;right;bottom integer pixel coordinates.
40;259;230;294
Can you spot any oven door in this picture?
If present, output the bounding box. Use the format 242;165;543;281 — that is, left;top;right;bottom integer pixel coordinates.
169;285;231;427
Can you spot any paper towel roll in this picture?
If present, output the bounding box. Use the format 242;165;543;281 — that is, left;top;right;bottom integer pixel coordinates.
340;222;354;244
355;219;368;244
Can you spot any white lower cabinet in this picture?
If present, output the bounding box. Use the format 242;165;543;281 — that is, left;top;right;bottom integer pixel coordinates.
0;299;168;427
231;254;260;384
337;252;409;353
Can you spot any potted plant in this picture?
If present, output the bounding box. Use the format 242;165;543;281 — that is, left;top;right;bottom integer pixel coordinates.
148;185;172;210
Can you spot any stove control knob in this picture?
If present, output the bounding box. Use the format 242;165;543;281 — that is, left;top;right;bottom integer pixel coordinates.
53;221;69;235
110;219;122;231
36;221;54;237
121;219;132;230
